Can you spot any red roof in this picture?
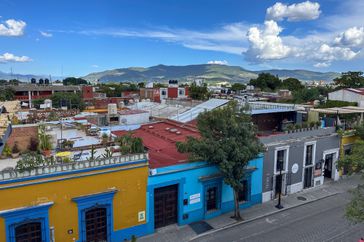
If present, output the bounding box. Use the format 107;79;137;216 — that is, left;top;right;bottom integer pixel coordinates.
112;119;200;168
346;88;364;95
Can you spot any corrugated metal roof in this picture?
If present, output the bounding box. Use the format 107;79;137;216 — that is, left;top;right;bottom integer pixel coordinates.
170;99;230;123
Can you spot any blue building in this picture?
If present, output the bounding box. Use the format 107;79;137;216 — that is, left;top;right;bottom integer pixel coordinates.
113;120;264;236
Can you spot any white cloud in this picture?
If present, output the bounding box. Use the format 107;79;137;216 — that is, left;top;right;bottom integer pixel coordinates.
56;22;249;55
0;19;26;36
91;64;99;68
0;52;32;63
334;27;364;47
40;31;53;37
314;62;330;68
313;44;358;63
207;60;228;65
245;20;290;61
266;1;321;22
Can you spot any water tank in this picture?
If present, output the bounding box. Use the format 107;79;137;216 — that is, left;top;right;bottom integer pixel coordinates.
39;79;44;84
45;79;50;85
108;103;117;115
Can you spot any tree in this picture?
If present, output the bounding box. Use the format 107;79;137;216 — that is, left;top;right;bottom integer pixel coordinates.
292;88;321;103
176;102;264;220
188;83;210;100
282;78;303;91
334;71;364;88
0;86;15;101
231;83;246;92
116;133;145;155
338;139;364;223
50;92;85;110
137;82;145;88
62;77;88;86
249;73;282;91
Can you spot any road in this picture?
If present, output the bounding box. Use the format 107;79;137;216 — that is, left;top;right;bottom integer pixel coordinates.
193;192;364;242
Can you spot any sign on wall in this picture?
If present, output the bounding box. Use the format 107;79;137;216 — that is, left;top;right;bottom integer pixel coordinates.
291;163;299;174
138;211;146;222
189;193;201;204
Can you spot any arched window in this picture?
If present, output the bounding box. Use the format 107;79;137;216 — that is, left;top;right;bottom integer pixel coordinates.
15;222;42;242
85;207;108;242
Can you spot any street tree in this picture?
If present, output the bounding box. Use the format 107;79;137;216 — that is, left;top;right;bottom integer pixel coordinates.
282;78;304;91
188;83;210;100
338;139;364;223
334;71;364;88
249;73;282;91
176;102;264;220
231;83;246;92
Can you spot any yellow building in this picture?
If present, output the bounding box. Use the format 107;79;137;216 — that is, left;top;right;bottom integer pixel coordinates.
339;132;359;175
0;154;148;242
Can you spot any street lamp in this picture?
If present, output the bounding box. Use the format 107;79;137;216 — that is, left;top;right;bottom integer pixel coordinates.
275;159;284;210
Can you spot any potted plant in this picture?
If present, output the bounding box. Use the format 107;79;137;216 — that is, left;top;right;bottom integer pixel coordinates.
286;124;294;133
302;122;308;131
316;121;322;129
309;121;315;130
294;124;301;132
38;124;52;157
1;144;11;159
11;142;20;158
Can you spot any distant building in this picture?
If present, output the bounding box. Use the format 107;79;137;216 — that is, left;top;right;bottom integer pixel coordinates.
140;80;189;102
328;88;364;107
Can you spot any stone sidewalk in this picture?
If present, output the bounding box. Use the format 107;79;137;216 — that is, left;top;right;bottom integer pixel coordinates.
138;175;362;242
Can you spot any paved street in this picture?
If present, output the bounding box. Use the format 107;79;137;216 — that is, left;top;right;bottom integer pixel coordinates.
193;191;364;242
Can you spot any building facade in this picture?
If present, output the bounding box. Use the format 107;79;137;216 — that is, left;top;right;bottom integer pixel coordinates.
260;127;340;202
328;88;364;107
0;154;149;241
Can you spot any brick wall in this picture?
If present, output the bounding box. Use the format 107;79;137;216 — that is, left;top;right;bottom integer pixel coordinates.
6;125;38;152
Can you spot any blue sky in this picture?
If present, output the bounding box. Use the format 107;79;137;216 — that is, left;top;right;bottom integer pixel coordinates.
1;0;364;77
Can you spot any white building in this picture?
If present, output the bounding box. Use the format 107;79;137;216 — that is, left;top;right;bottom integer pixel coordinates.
328;88;364;107
118;109;150;125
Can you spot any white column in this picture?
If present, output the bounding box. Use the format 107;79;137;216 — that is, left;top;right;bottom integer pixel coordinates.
28;91;32;108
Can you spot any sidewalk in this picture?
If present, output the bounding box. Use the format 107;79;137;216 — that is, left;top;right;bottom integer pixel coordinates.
138;175;362;242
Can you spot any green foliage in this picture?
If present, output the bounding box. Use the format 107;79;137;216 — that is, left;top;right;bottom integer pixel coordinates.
176;102;264;219
230;83;246;92
292;88;321;103
102;147;114;158
97;83;139;97
345;184;364;223
116;133;145;155
131;235;137;242
317;100;357;109
2;144;12;157
249;73;282;91
38;125;52;151
50;92;85;110
87;145;100;162
338;139;364;223
16;152;55;172
282;78;304;91
32;98;45;109
355;122;364;140
334;71;364;88
62;77;88;86
0;86;15;101
188;83;210;100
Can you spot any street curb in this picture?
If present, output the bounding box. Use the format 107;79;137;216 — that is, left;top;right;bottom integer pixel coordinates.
189;192;340;241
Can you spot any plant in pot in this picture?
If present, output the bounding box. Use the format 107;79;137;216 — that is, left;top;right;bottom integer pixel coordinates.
316;121;322;128
286;124;294;133
302;122;308;131
11;142;20;158
309;121;315;130
38;125;52;157
1;144;11;159
102;133;109;145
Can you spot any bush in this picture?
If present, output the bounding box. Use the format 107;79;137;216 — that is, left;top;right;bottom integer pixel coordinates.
2;144;11;157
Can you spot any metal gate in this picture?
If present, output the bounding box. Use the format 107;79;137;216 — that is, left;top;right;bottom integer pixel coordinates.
154;185;178;228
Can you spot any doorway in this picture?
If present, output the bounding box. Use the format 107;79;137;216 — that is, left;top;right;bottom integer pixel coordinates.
303;167;313;188
324;153;334;179
85;207;108;242
274;174;286;198
154;184;178;229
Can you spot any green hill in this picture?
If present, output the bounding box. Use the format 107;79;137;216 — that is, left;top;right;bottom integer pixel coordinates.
82;64;340;83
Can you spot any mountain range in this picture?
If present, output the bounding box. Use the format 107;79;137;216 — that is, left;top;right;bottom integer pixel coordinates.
82;64;340;83
0;64;341;83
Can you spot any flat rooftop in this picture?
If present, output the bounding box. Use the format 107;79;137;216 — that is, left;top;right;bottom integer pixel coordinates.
113;120;200;168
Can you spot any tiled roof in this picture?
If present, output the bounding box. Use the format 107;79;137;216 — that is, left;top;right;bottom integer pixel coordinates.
112;119;200;168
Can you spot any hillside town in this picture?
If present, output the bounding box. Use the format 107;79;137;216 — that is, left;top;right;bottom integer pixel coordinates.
0;69;364;241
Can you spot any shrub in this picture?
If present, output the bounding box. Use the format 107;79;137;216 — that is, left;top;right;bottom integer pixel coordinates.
12;143;20;154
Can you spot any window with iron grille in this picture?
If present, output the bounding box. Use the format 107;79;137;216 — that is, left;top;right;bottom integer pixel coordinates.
15;222;42;242
85;207;108;242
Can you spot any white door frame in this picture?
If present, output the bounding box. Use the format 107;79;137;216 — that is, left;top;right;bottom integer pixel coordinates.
302;141;317;188
323;148;340;181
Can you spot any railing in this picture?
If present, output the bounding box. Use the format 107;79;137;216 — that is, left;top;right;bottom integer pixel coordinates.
0;153;148;181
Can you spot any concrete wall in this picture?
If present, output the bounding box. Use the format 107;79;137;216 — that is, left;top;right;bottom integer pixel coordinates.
119;112;150;125
260;127;340;202
328;89;364;105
